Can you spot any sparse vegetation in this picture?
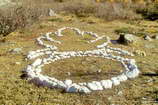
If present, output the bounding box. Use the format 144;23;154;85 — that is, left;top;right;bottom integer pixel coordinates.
0;0;145;36
137;3;158;20
114;27;147;37
0;1;49;36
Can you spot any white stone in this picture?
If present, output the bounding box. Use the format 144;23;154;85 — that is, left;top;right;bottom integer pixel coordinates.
92;81;103;90
100;80;113;89
64;79;72;86
117;74;128;82
66;84;80;93
87;82;99;91
111;77;120;86
126;69;139;78
79;86;91;93
56;81;67;89
78;82;87;86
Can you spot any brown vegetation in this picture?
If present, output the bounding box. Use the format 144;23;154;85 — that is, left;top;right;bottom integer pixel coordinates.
0;0;157;37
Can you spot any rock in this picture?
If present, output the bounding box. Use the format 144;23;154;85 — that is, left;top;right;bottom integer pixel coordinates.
87;82;98;91
125;68;139;78
92;81;103;90
100;80;113;89
48;9;56;17
118;33;140;45
117;74;127;82
111;77;120;86
66;84;80;93
144;35;152;41
64;79;72;86
32;58;42;67
153;35;158;40
9;48;22;54
79;86;91;93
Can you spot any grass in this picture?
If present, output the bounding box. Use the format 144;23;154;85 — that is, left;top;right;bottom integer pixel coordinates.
0;14;158;105
0;0;147;37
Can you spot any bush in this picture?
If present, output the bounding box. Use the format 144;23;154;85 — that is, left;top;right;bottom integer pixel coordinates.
0;2;48;36
0;0;146;37
62;1;141;20
62;1;97;17
95;2;141;20
115;27;147;37
137;3;158;20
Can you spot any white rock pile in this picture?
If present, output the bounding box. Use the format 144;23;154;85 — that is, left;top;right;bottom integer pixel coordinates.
23;27;140;93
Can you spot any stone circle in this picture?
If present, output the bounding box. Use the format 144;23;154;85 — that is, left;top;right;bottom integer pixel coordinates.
23;27;140;93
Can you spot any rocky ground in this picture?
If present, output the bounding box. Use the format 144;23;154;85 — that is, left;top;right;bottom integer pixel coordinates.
0;14;158;105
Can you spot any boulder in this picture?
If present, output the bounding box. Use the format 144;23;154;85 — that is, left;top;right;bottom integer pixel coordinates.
118;33;140;45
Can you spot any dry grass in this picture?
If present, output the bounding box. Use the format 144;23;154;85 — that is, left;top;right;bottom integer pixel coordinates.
0;14;158;105
60;1;142;20
0;0;158;105
0;0;50;37
0;0;146;37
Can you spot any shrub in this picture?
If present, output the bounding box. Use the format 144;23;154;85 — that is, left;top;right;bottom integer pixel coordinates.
115;27;147;37
137;3;158;20
62;1;141;20
95;2;141;20
0;0;146;37
62;1;97;17
0;2;48;36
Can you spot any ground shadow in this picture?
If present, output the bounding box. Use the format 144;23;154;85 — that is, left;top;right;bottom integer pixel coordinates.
142;73;158;77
